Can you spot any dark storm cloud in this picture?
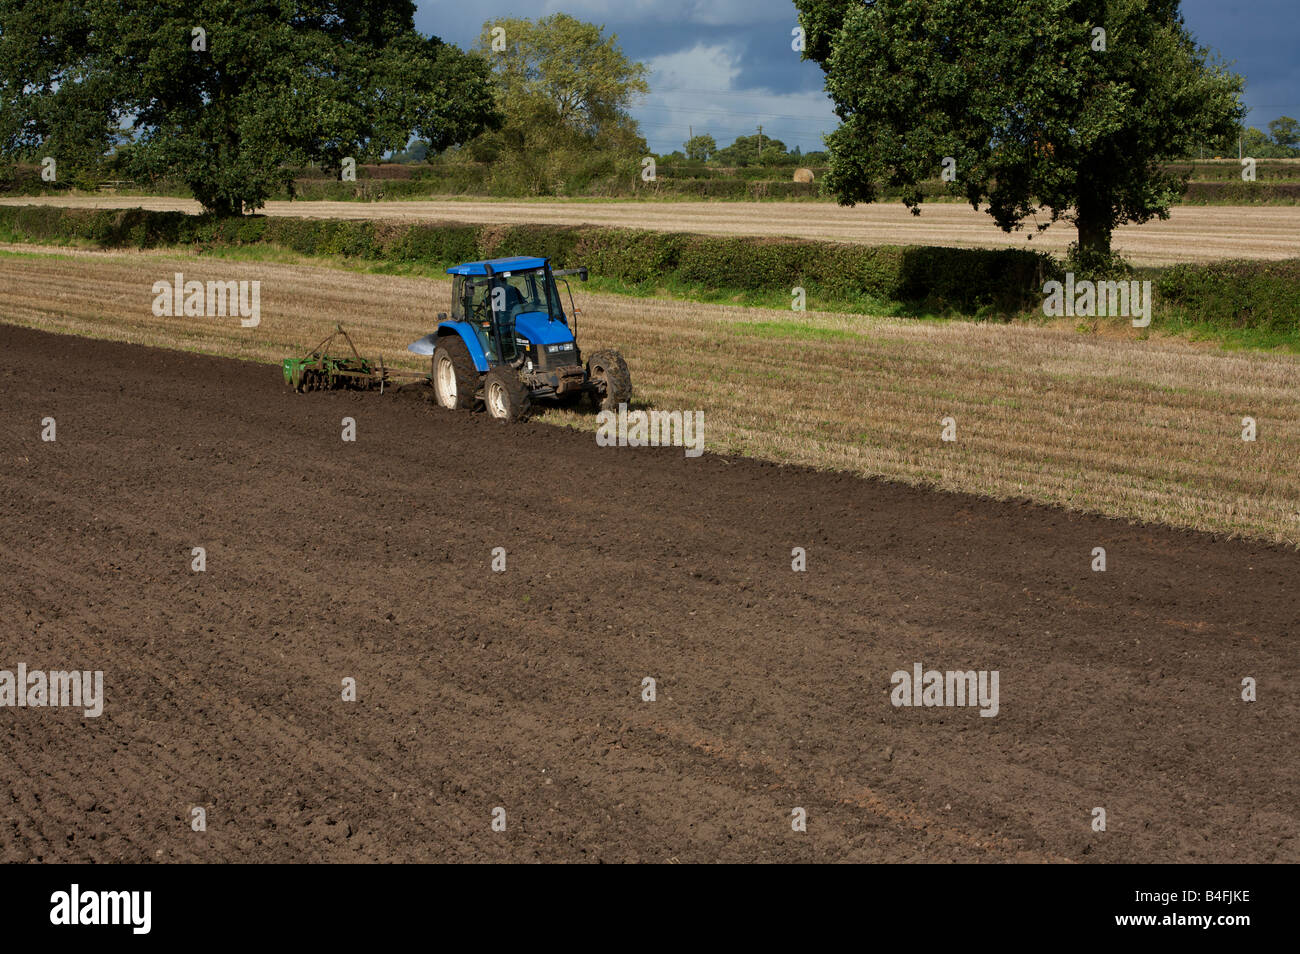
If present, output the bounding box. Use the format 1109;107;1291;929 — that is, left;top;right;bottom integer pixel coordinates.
414;0;837;152
1181;0;1300;132
415;0;1299;152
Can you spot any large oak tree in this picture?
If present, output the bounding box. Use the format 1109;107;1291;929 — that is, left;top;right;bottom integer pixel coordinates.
795;0;1244;266
0;1;498;213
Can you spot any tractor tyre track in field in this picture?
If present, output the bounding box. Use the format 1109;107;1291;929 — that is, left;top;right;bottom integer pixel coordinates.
0;324;1296;862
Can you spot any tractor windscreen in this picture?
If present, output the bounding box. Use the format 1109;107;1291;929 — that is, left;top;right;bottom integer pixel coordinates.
463;267;565;364
497;268;564;323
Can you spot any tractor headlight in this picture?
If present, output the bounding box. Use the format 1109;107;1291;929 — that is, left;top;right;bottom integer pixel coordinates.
546;343;574;354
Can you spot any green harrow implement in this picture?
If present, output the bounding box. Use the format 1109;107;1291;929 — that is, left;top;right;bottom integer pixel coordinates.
282;325;395;393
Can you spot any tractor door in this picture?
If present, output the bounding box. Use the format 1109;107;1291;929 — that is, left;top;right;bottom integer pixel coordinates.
463;275;519;365
488;276;525;363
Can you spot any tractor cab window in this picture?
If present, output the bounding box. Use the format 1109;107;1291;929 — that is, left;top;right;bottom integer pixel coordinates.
499;270;561;321
465;277;492;323
450;274;467;320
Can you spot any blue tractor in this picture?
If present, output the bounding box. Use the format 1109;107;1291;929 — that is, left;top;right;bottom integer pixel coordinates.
406;256;631;422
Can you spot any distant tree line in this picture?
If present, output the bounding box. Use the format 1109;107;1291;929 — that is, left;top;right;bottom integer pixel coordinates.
656;134;827;168
1188;117;1300;159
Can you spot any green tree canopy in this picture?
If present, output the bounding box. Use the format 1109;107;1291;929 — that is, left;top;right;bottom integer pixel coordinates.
1240;125;1297;159
1268;116;1299;151
713;134;789;166
469;13;648;194
796;0;1245;266
475;13;646;145
684;133;717;161
392;140;431;163
0;1;497;213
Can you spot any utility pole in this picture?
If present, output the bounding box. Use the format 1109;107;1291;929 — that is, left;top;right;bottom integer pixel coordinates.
757;124;763;160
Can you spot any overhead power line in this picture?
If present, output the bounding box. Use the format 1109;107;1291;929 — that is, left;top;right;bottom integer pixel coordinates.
637;102;835;124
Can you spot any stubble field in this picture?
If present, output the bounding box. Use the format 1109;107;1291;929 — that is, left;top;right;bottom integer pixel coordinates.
5;195;1300;265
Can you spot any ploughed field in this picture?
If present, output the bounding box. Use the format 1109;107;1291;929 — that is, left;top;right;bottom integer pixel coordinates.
4;195;1300;265
0;323;1295;862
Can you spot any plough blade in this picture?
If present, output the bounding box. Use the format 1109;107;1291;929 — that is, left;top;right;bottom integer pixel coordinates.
407;333;437;356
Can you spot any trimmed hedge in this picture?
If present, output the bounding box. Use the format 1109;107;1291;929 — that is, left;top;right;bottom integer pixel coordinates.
0;164;54;196
8;205;1299;332
1180;181;1300;203
0;204;1057;313
1156;259;1300;335
1165;161;1300;182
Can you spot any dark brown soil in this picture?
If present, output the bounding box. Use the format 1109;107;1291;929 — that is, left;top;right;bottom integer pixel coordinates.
1;323;1295;862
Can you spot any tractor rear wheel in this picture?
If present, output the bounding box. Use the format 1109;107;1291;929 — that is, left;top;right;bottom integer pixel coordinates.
432;336;478;410
586;350;632;412
484;367;531;422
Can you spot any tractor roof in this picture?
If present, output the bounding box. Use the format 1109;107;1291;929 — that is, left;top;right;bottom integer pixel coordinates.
446;256;548;276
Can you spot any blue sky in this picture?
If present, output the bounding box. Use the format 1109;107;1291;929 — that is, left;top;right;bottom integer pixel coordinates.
414;0;1300;154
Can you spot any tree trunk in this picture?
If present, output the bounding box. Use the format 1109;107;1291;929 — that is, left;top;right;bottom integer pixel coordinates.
1074;191;1113;270
203;197;239;218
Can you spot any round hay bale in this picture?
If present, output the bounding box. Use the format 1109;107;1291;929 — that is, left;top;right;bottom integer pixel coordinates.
793;167;815;183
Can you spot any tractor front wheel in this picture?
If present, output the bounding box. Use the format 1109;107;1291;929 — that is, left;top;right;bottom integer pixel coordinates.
586;350;632;412
484;367;531;422
432;336;478;411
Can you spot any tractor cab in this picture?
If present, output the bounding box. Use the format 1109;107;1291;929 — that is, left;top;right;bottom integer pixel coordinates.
450;258;567;364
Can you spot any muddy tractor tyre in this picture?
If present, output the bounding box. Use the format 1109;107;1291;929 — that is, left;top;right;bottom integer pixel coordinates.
432;335;479;411
483;366;531;422
586;350;632;412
